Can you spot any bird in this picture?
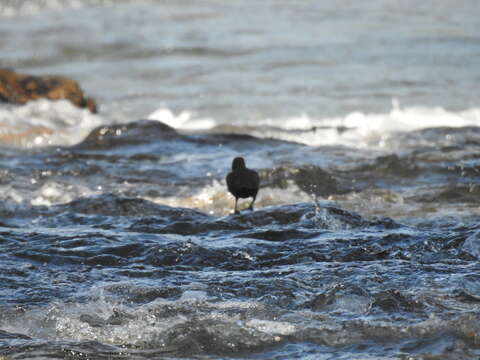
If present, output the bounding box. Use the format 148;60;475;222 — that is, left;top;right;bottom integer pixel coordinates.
226;157;260;214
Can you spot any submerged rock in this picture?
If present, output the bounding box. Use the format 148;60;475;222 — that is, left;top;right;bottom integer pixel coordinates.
0;68;97;113
260;165;348;197
76;120;178;148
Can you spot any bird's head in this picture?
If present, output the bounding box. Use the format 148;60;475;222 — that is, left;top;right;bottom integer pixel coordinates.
232;157;246;170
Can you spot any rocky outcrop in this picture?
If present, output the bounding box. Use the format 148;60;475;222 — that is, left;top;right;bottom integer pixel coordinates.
260;164;349;197
0;68;97;113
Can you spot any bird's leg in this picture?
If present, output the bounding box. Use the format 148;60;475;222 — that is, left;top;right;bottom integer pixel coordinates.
248;195;256;211
234;197;239;214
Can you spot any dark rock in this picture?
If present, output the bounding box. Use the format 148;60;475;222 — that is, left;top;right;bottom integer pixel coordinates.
260;165;347;197
76;120;177;148
359;154;420;177
0;68;97;113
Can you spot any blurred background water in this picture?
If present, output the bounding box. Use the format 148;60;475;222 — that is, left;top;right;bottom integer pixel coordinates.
1;1;480;359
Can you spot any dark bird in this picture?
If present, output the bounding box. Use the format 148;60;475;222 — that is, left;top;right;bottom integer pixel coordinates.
226;157;260;214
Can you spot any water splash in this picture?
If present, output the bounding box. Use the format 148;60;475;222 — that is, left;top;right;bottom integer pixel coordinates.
148;108;215;131
0;99;102;148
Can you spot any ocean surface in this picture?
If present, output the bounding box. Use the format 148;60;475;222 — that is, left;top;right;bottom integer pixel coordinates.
1;1;480;359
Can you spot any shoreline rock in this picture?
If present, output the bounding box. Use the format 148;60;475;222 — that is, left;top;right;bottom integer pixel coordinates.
0;68;97;113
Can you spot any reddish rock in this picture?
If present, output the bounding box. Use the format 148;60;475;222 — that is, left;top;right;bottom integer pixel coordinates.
0;68;97;113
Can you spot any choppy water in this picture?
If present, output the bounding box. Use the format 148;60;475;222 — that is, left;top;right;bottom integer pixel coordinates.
1;1;480;359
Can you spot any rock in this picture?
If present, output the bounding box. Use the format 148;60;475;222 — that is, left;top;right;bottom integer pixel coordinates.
260;164;348;197
76;120;178;149
0;68;97;113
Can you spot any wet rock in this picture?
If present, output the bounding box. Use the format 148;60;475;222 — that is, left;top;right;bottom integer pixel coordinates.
356;154;420;178
76;120;177;148
59;192;191;217
260;165;348;197
0;68;97;113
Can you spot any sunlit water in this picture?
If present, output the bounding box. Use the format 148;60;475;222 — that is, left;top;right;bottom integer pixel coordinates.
1;1;480;359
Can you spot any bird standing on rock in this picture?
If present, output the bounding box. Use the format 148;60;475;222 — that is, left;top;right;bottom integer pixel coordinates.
226;157;260;214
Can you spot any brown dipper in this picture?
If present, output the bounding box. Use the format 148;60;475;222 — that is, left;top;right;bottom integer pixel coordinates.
226;157;260;214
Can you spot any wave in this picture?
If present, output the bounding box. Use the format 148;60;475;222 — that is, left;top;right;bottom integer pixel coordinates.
148;103;480;149
0;99;102;148
2;99;480;150
2;192;395;230
3;289;480;357
148;108;215;131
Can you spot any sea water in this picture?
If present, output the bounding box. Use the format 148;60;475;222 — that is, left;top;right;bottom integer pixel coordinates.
1;1;480;359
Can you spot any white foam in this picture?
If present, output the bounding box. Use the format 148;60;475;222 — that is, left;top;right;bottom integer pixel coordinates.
148;107;215;131
245;319;295;336
31;181;99;206
2;100;477;149
0;99;102;148
0;293;295;349
147;179;312;216
247;103;480;148
179;290;209;302
148;103;480;149
0;180;99;214
0;186;31;215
